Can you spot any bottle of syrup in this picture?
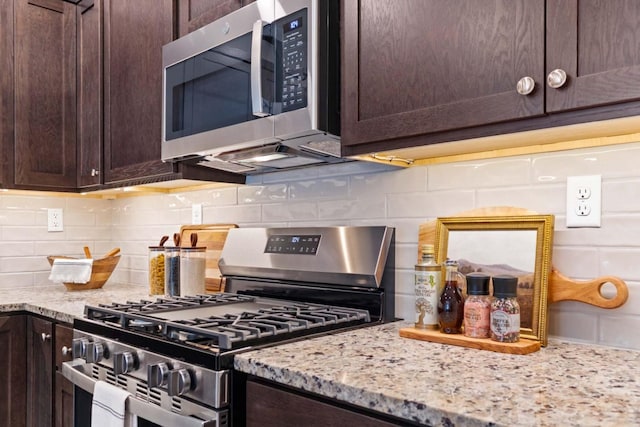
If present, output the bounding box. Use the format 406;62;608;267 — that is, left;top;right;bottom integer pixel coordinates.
438;259;465;334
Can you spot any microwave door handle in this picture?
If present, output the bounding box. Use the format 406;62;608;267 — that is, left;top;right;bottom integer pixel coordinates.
251;20;269;117
62;360;217;427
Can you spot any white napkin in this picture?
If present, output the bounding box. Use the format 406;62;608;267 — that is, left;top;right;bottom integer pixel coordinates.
48;258;93;284
91;380;136;427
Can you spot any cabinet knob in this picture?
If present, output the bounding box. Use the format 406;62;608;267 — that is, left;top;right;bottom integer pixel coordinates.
547;69;568;89
61;346;70;356
516;76;536;95
91;168;100;177
41;332;51;342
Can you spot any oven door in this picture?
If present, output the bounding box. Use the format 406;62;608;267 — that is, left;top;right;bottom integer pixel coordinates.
62;360;223;427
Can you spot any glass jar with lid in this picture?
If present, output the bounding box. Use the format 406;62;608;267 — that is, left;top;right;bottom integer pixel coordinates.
180;246;206;297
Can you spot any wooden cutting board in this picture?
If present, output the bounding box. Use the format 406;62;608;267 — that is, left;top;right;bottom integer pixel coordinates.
179;223;237;293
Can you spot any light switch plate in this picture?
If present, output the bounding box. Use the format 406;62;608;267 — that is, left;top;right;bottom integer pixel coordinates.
47;208;64;232
192;204;203;225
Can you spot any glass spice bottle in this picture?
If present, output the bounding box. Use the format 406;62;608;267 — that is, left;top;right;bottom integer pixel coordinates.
437;259;465;334
490;275;520;343
414;244;442;330
463;273;491;338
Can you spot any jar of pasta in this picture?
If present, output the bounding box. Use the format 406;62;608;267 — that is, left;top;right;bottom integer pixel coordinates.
148;246;166;295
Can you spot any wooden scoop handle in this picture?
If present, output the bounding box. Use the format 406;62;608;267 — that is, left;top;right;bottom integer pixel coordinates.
104;248;120;258
548;268;629;308
83;246;92;259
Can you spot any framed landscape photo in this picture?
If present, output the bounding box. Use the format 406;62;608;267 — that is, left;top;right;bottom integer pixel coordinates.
434;215;554;345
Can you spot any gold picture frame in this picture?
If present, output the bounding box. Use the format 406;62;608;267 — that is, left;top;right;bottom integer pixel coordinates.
434;215;554;345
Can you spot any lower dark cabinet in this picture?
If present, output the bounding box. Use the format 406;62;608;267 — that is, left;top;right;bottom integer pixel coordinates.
246;378;405;427
0;315;27;427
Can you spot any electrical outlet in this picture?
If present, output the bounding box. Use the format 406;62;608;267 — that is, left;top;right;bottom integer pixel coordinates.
566;175;601;228
47;208;64;232
192;204;203;225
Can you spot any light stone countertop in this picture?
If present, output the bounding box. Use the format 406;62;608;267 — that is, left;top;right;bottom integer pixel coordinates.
0;282;151;324
3;286;639;426
234;321;640;427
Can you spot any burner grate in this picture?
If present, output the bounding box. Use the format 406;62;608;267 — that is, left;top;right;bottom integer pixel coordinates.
164;303;370;350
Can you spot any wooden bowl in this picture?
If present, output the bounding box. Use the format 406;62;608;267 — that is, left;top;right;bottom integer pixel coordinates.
47;255;121;291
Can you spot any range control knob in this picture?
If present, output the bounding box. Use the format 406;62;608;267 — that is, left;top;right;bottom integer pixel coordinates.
86;342;106;363
167;369;192;397
71;337;90;359
147;362;170;388
114;351;137;375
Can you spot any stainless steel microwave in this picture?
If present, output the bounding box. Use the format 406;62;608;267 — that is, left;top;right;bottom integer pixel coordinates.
161;0;343;175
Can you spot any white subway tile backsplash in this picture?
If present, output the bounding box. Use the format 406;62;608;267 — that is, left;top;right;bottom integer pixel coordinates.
476;185;566;215
289;178;349;200
428;157;531;190
532;141;640;180
2;141;640;350
547;310;598;343
318;197;385;220
262;202;317;222
387;190;475;218
238;184;287;204
599;315;640;348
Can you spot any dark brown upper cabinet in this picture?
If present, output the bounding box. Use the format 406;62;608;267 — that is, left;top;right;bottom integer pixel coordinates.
77;0;102;188
0;0;13;187
342;0;640;156
12;0;77;190
177;0;254;37
341;0;545;150
546;0;640;112
102;0;175;185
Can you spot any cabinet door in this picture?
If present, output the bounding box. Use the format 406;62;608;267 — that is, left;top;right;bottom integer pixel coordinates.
27;317;54;427
341;0;545;149
0;315;27;427
14;0;77;189
103;0;175;184
0;0;13;186
546;0;640;112
77;0;103;188
54;324;73;427
246;379;400;427
177;0;253;37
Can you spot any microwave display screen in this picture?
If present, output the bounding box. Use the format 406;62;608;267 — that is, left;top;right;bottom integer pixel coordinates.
284;17;302;33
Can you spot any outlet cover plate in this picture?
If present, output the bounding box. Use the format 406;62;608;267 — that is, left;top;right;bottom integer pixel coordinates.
47;208;64;232
192;204;203;225
566;175;601;228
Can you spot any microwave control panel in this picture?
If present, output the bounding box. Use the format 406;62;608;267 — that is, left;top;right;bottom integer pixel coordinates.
280;10;307;112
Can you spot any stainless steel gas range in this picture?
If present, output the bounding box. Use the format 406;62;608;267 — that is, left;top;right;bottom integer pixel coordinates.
62;226;395;427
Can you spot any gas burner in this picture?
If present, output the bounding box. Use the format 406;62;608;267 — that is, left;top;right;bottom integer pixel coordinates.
164;303;371;350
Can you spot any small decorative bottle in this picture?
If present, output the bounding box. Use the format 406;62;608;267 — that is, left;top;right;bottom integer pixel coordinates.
463;273;491;338
414;244;442;330
490;275;520;343
438;259;465;334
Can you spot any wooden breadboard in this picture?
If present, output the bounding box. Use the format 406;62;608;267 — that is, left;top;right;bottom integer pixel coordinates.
179;223;237;293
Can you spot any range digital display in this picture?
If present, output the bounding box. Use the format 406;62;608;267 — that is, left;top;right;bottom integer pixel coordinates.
265;234;320;254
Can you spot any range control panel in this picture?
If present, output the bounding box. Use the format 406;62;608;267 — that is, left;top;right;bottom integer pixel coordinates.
265;234;320;254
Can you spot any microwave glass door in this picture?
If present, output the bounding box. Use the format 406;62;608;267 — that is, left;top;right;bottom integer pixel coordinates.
165;25;275;142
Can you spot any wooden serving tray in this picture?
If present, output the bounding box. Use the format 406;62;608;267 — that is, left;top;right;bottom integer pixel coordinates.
179;223;237;293
399;327;541;355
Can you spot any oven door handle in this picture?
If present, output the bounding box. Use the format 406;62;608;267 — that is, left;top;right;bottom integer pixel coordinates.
62;360;217;427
